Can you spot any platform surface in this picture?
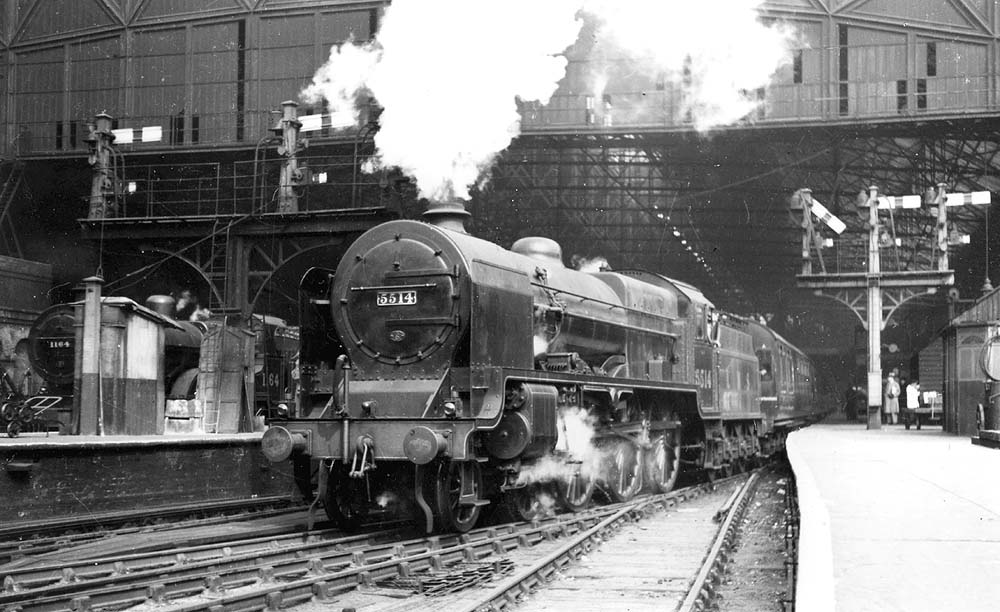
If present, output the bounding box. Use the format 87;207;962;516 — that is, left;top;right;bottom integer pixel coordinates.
788;423;1000;612
0;432;263;448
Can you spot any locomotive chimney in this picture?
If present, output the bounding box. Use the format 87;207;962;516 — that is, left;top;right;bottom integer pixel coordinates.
422;199;471;233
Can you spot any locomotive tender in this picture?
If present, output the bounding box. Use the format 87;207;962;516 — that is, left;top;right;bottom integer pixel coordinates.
262;202;824;532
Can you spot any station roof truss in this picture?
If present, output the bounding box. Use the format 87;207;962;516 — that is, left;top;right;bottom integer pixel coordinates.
472;121;1000;328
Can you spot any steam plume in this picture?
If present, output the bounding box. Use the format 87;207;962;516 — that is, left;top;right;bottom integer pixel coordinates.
302;0;793;200
582;0;794;129
303;0;582;201
516;406;601;485
571;255;610;273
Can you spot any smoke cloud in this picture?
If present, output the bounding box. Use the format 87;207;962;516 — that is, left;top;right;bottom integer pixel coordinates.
582;0;794;130
571;254;610;273
302;0;792;200
303;0;582;202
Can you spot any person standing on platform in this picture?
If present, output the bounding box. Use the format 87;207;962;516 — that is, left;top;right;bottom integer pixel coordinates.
884;370;901;425
905;380;921;430
844;384;857;421
854;385;868;422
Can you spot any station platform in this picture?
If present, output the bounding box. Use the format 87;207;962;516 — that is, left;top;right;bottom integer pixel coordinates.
0;431;262;448
0;432;295;525
788;423;1000;612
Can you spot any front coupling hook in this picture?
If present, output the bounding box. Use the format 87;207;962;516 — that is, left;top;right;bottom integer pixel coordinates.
349;435;376;478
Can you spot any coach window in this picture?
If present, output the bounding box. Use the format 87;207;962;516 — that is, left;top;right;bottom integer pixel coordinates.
709;309;721;345
756;347;773;381
782;348;792;393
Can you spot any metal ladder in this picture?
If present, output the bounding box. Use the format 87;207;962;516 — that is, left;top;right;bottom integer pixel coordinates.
206;218;230;313
0;160;25;259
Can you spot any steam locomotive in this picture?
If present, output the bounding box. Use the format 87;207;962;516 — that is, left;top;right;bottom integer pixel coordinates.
1;296;298;436
261;202;825;532
0;297;204;436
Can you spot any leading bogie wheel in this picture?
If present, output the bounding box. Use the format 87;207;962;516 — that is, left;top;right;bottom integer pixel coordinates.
428;460;483;533
324;465;369;530
604;439;642;502
504;483;554;522
644;431;681;493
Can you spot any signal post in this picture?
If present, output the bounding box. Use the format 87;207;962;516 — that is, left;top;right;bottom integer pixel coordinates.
864;191;883;430
794;185;986;429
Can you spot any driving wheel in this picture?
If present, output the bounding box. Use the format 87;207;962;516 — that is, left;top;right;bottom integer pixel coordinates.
644;430;681;493
605;439;642;502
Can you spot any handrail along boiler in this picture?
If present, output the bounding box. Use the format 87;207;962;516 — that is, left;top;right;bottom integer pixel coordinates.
261;201;823;533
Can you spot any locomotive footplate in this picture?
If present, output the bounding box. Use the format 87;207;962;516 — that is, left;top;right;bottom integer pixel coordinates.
262;419;481;463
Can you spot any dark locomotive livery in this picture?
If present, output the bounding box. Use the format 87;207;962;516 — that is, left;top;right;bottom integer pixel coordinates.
1;297;298;436
0;297;204;436
262;202;825;532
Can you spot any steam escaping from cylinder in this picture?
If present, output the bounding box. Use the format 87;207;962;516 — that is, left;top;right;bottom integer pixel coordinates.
375;491;399;508
516;406;601;486
302;0;793;200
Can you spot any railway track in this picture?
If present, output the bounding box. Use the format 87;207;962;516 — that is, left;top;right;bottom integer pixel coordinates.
461;472;760;612
0;472;767;612
0;496;301;566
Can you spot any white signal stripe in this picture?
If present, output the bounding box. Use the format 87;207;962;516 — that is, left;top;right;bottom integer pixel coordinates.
945;191;991;206
111;126;163;144
877;195;921;209
111;128;133;144
142;126;162;142
299;111;356;132
808;198;846;235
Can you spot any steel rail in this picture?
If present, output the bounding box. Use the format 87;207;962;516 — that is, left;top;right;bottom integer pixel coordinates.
782;468;800;612
678;470;762;612
1;524;408;592
0;526;420;612
3;476;749;612
453;477;746;612
1;503;633;612
133;513;615;612
457;472;752;612
456;500;664;612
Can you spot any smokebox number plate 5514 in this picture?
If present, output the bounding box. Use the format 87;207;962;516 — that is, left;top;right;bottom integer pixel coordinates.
377;290;417;307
